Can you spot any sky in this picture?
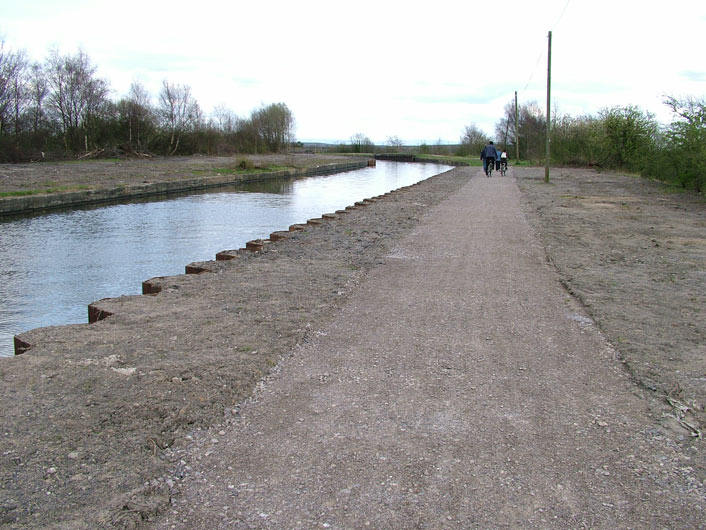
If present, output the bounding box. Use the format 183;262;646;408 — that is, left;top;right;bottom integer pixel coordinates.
2;0;705;145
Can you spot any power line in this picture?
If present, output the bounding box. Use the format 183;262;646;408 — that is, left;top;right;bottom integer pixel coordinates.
523;49;545;91
521;0;571;91
552;0;571;30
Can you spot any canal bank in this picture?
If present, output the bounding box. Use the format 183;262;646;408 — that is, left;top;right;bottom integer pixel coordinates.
0;155;370;216
0;160;451;358
0;167;468;528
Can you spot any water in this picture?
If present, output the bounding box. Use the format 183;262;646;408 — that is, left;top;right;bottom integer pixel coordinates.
0;161;451;356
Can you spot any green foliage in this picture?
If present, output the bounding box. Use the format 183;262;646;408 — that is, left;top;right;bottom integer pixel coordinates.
349;133;375;153
237;158;255;170
0;184;90;197
414;154;483;166
191;162;290;176
515;97;704;193
251;103;295;152
597;106;658;171
550;114;603;166
642;96;706;192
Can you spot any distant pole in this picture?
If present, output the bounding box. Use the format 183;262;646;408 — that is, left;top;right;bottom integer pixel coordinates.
545;30;552;183
514;90;519;162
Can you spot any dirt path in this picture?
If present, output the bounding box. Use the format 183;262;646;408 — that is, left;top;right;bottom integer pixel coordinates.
2;164;704;528
149;168;705;528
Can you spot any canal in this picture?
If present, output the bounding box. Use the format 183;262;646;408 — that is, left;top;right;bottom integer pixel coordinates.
0;161;452;356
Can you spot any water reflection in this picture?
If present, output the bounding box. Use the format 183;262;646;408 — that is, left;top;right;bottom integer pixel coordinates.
0;161;451;356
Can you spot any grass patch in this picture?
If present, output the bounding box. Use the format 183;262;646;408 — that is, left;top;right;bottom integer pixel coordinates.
0;185;92;197
192;164;291;177
60;158;123;164
414;154;484;166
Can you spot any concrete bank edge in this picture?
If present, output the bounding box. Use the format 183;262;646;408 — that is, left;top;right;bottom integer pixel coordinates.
12;170;452;355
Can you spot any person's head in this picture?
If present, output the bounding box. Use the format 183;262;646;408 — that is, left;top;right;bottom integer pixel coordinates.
489;141;494;145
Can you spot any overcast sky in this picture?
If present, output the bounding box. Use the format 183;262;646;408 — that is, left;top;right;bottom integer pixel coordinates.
2;0;705;145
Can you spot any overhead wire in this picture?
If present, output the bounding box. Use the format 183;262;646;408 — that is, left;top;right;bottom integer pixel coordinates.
521;0;571;91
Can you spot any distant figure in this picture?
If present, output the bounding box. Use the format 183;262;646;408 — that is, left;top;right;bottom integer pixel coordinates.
500;149;508;174
480;141;497;177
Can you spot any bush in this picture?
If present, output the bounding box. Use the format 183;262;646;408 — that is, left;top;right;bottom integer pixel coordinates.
237;158;254;170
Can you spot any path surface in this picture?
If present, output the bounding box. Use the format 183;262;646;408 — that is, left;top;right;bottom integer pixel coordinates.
152;168;704;528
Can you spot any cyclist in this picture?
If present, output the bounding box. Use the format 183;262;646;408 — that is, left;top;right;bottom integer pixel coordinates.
500;149;509;175
480;141;497;177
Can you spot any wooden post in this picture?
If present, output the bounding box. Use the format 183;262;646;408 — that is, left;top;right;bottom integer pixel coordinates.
514;91;519;162
545;31;552;183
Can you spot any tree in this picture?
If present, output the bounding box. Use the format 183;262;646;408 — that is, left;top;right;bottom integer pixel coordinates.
212;105;239;134
386;135;403;152
517;101;546;161
598;105;658;171
659;96;706;191
26;62;49;137
458;123;489;156
251;102;295;152
434;138;447;155
494;100;517;151
0;44;28;135
550;113;604;166
45;49;110;153
116;81;155;151
350;133;374;153
158;80;201;155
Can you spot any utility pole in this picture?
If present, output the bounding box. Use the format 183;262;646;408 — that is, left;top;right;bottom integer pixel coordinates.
514;90;519;162
545;30;552;183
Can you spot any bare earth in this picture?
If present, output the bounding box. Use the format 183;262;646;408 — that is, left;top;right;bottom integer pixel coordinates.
1;160;704;528
147;167;705;529
0;154;352;194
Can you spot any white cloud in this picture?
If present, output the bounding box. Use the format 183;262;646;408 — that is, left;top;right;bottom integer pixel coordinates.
2;0;706;143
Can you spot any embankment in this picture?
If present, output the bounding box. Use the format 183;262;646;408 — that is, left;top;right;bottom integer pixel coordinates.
0;167;467;528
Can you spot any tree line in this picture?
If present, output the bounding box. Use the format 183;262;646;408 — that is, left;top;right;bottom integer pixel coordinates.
0;44;295;162
459;96;706;193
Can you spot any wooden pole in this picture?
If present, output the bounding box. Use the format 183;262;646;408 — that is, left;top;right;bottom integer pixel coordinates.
545;31;552;183
514;91;519;162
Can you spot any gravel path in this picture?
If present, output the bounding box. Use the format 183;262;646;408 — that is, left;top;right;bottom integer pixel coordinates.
151;168;704;528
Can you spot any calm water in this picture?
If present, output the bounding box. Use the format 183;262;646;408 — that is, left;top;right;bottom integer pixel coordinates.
0;161;451;356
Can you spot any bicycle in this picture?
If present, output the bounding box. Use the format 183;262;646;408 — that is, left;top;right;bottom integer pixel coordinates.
500;160;507;176
485;158;494;177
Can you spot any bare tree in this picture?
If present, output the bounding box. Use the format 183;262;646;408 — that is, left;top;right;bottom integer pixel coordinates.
459;123;490;156
386;135;403;152
434;138;446;155
0;43;28;136
212;105;239;134
117;81;155;150
663;95;706;125
494;100;517;150
350;133;374;153
27;62;49;136
158;80;200;155
45;49;110;152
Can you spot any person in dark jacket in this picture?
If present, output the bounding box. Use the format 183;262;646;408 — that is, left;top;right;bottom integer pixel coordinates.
480;141;497;176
